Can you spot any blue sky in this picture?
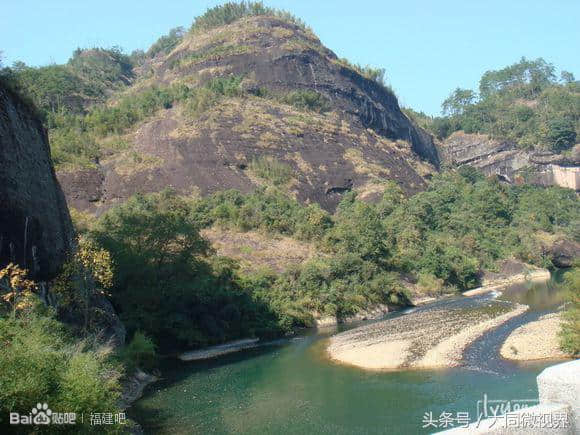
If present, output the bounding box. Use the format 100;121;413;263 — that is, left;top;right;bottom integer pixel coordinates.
1;0;578;115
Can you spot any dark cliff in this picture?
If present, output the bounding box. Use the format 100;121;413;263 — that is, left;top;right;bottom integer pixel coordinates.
57;16;439;213
0;83;74;280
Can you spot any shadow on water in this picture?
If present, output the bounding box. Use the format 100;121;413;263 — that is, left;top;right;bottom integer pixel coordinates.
129;270;570;434
128;341;298;429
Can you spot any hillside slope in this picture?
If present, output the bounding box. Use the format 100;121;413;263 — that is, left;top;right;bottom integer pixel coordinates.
56;15;438;213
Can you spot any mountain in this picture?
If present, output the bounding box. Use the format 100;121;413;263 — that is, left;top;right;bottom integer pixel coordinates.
49;15;438;213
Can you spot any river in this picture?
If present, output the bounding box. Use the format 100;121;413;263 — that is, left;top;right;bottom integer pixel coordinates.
130;272;569;434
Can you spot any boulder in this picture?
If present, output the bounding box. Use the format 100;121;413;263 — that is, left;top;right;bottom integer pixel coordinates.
550;239;580;268
538;360;580;431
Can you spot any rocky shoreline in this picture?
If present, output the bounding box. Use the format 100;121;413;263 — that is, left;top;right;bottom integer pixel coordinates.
326;262;569;371
327;298;529;371
120;369;159;410
463;258;551;296
179;338;260;361
175;262;554;367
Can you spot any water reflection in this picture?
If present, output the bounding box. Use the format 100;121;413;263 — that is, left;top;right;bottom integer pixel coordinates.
497;269;567;310
131;270;570;434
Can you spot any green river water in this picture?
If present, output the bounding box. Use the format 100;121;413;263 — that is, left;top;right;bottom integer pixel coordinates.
130;274;570;434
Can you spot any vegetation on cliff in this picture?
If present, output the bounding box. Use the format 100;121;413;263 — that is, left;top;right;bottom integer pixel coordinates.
559;266;580;355
0;2;408;188
0;265;124;432
189;1;309;33
408;57;579;152
65;167;578;352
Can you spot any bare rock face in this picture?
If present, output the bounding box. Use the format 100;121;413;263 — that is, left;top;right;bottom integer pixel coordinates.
0;84;74;280
438;132;530;182
58;16;439;214
439;132;580;190
548;239;580;268
57;168;105;211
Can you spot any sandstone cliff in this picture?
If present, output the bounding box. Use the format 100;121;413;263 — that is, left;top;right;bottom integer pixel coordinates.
0;83;74;280
439;131;580;191
57;16;439;213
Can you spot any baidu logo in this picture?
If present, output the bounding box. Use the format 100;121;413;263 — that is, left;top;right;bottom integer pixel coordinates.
10;402;76;426
31;403;52;425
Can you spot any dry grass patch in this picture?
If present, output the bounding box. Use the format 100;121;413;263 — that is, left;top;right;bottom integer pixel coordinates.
201;227;318;273
344;148;389;179
289;152;314;174
112;151;164;176
356;182;390;201
273;27;294;39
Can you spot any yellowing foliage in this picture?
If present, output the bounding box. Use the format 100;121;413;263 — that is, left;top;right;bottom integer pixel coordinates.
0;263;36;312
77;237;114;290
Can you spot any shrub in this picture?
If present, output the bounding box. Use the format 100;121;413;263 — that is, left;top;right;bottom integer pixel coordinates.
417;273;445;295
190;1;308;33
147;27;185;58
248;156;293;186
336;58;389;89
0;306;122;432
545;117;577;151
281;90;329;112
185;76;243;118
120;331;157;371
560;267;580;356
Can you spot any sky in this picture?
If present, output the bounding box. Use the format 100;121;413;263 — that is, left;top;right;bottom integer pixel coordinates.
1;0;579;115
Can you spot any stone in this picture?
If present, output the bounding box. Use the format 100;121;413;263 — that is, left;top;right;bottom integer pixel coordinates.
56;16;440;214
0;83;74;280
549;239;580;268
537;359;580;430
438;403;574;434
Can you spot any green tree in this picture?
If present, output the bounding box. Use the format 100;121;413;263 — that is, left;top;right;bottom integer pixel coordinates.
545;117;577;151
326;195;390;263
442;88;477;116
560;71;575;84
147;27;185;57
479;57;556;98
90;190;280;349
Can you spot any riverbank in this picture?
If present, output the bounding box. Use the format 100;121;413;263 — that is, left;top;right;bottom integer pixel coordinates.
327;297;528;370
463;262;550;296
121;369;159;409
500;312;570;361
179;338;260;361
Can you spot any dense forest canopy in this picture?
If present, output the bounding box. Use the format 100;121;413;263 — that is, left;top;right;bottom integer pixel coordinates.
70;170;578;350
